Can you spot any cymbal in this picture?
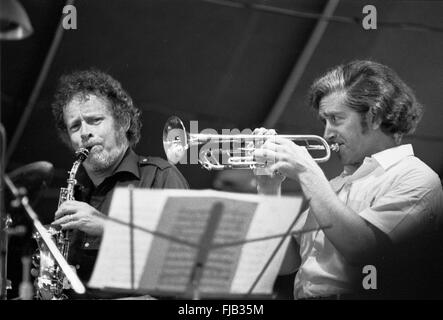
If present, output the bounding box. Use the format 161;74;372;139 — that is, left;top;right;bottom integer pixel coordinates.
6;161;54;207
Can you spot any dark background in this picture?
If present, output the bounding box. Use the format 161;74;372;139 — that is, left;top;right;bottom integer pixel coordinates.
1;0;443;299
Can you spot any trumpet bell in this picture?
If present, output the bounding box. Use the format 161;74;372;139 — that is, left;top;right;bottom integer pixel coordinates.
163;116;189;164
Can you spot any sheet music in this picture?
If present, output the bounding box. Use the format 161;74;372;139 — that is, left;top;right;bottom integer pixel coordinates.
88;188;167;289
88;188;304;297
230;198;303;293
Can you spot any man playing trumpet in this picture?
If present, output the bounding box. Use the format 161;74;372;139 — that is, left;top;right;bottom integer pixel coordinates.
253;60;443;299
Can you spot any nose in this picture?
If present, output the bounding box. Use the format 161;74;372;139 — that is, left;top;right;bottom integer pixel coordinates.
323;122;336;142
80;123;93;142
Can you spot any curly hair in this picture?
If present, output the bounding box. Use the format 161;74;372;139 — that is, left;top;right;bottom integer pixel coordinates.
308;60;423;137
51;69;142;147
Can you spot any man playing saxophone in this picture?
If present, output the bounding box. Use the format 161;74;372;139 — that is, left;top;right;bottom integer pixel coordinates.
48;69;189;298
253;60;443;299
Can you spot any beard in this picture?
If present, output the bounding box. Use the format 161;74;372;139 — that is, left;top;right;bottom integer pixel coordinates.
84;129;128;173
87;146;123;172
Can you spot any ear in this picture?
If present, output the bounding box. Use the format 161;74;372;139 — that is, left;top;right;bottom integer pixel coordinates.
121;115;131;132
371;115;382;130
369;111;382;130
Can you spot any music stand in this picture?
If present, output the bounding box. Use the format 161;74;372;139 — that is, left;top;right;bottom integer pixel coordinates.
88;188;329;300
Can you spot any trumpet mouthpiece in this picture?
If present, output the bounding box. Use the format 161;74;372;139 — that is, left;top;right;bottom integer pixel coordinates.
330;143;340;152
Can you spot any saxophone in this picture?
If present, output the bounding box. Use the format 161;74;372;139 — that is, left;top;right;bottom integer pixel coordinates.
32;148;89;300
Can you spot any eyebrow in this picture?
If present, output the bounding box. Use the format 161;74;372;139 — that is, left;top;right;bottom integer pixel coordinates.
66;112;104;128
318;110;346;118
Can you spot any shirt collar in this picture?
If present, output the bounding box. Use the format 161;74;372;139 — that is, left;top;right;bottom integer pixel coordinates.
77;147;140;189
371;144;414;171
331;144;414;190
112;147;141;179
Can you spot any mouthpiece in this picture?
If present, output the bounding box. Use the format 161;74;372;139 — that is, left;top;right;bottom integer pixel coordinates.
330;143;340;152
75;148;90;161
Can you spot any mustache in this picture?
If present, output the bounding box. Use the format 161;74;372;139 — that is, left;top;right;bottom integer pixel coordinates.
81;140;102;149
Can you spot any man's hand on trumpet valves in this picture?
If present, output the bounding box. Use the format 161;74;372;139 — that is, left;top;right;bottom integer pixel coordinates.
251;128;285;195
252;129;327;183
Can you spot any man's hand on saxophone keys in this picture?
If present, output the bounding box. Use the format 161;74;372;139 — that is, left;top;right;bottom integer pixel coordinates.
52;200;106;236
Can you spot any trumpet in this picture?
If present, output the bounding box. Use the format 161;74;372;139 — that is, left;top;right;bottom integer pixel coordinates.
163;116;339;170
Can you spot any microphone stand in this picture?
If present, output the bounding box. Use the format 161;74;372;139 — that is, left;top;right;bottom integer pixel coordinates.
3;174;86;296
0;124;9;299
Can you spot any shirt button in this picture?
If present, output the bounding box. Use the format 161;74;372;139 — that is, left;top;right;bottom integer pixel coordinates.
84;242;90;248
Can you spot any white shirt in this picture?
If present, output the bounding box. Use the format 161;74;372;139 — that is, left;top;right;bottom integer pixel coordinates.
292;144;443;299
